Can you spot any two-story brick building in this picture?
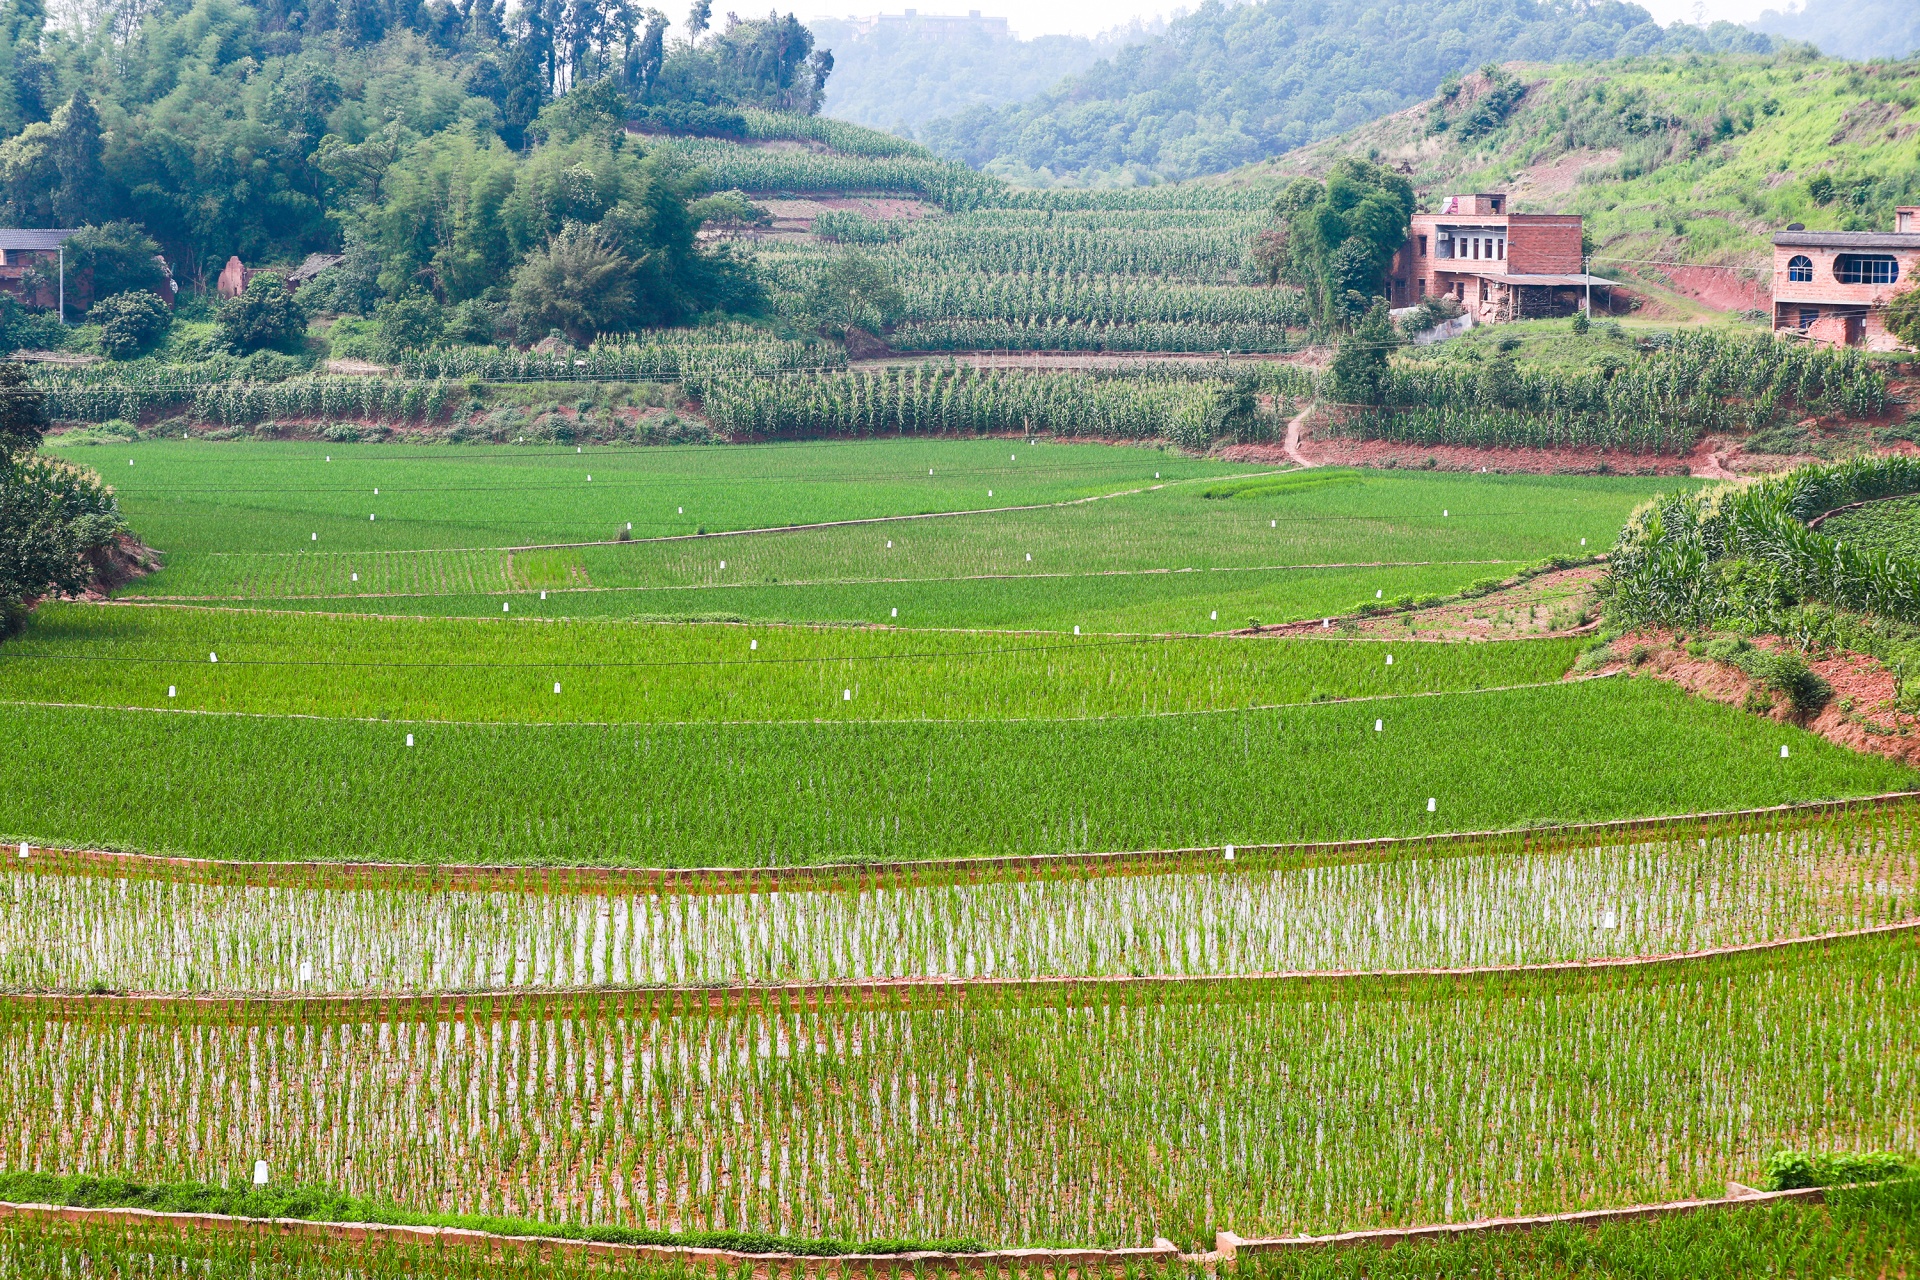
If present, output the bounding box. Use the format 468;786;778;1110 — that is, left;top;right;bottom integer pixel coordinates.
1387;192;1613;323
1771;208;1920;350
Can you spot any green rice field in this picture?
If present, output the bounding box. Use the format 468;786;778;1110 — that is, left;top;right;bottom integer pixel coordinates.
71;439;1681;630
4;678;1908;866
2;932;1912;1246
10;428;1916;1269
1;602;1582;722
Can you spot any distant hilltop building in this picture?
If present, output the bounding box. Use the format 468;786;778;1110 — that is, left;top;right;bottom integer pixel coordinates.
1771;208;1920;350
1388;192;1614;323
833;9;1010;36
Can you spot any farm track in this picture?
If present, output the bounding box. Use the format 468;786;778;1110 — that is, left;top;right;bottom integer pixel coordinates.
17;789;1918;896
10;919;1916;1019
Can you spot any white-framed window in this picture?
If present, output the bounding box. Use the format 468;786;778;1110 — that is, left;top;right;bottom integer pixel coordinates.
1786;255;1813;282
1834;254;1898;285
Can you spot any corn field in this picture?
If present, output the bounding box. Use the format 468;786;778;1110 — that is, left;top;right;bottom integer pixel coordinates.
889;319;1298;354
187;378;459;427
1326;329;1890;455
1609;454;1920;629
892;273;1305;326
397;329;842;382
695;365;1259;448
738;108;931;159
657;139;998;207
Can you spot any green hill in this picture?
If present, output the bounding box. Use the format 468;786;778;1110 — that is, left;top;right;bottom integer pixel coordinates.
1223;51;1920;287
916;0;1771;187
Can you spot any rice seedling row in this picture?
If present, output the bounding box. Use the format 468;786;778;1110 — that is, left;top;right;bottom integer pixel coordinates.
113;468;1656;609
73;438;1253;559
3;679;1909;867
6;807;1914;993
0;932;1909;1247
1;604;1582;724
191;560;1525;634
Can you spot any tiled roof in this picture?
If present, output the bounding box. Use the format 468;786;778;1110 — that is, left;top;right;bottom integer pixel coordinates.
0;229;77;251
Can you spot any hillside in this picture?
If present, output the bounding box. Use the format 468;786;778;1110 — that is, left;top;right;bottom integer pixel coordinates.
915;0;1772;187
810;15;1157;138
1226;51;1920;297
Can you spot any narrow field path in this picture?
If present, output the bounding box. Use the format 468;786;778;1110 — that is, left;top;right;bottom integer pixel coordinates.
1693;451;1738;480
1284;400;1317;468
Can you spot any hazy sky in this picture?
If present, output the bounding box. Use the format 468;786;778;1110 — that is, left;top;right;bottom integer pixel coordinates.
776;0;1782;39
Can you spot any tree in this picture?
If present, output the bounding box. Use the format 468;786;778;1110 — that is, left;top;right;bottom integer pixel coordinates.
807;250;903;337
0;367;121;628
1888;285;1920;352
1326;300;1400;406
91;291;174;359
1268;158;1414;331
0;362;45;462
373;293;446;357
0;456;124;627
217;274;310;353
0;90;108;226
509;221;635;343
66;223;168;305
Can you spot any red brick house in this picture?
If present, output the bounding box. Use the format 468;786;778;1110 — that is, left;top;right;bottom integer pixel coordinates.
0;228;80;315
1771;208;1920;350
1387;193;1613;323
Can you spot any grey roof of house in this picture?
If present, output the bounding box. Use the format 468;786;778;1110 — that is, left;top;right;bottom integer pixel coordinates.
286;252;346;284
0;229;77;251
1773;232;1920;250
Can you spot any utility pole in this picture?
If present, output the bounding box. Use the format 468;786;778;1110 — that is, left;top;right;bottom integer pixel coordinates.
1583;254;1591;318
58;243;65;325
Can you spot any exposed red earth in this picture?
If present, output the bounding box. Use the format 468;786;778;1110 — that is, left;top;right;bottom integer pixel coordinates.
1600;631;1920;767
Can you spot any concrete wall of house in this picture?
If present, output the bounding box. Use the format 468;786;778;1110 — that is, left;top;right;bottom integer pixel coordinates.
1771;241;1920;351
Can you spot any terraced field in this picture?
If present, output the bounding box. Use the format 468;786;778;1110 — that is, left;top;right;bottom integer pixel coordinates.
71;438;1679;630
10;427;1918;1277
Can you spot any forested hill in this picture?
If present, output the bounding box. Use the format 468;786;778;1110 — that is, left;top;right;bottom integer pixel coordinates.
810;16;1157;138
0;0;828;297
917;0;1771;187
1227;52;1920;270
1753;0;1920;61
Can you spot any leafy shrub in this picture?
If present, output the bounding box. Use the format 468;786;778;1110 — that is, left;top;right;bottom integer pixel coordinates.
216;274;309;354
67;222;167;301
1762;1150;1917;1191
1703;635;1832;714
90;290;172;359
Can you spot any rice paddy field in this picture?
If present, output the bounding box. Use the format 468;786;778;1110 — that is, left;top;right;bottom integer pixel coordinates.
64;438;1676;631
10;429;1920;1274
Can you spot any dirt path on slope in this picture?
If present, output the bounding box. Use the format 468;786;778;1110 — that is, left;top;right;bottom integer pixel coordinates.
1283;400;1317;468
